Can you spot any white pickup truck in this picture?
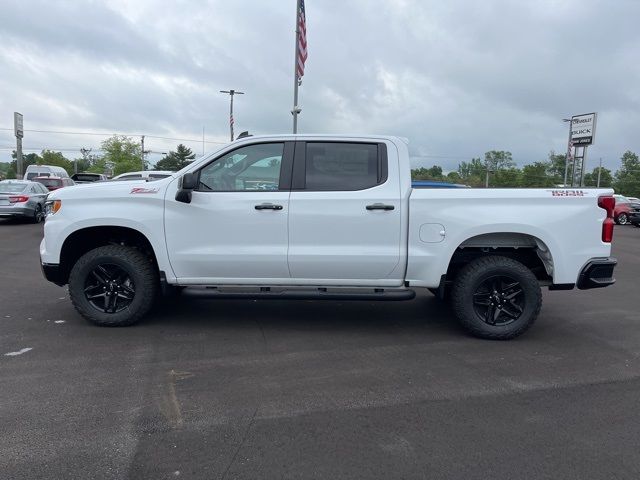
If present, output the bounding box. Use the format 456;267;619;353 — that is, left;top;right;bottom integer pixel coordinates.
40;135;617;339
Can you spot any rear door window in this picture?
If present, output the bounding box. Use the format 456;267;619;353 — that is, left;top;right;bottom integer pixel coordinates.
302;142;386;191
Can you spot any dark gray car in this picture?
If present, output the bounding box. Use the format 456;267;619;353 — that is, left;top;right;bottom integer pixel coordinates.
0;180;49;223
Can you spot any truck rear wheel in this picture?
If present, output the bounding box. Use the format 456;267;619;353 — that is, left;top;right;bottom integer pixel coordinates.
68;245;157;327
451;256;542;340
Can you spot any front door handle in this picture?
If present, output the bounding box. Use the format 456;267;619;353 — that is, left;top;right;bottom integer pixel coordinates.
366;203;395;211
255;203;283;211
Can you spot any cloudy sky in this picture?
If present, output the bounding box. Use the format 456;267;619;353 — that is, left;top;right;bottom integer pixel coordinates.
1;0;639;171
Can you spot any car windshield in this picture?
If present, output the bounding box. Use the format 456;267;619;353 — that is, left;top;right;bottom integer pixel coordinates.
0;182;27;193
36;178;63;187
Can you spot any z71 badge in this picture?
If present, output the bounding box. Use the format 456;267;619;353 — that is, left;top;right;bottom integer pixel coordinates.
130;187;159;194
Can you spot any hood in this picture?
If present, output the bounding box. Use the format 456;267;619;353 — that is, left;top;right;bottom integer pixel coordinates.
47;177;172;201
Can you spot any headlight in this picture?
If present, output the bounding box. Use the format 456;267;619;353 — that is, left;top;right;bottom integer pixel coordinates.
45;200;62;216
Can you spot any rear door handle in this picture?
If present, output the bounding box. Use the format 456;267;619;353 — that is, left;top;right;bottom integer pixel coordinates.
255;203;283;210
366;203;395;211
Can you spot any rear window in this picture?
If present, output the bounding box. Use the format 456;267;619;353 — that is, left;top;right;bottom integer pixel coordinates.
0;182;27;193
26;172;49;180
35;178;63;187
73;174;100;182
304;142;385;191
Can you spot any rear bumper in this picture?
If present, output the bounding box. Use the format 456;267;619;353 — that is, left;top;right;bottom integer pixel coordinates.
577;258;617;290
41;262;66;286
0;205;32;217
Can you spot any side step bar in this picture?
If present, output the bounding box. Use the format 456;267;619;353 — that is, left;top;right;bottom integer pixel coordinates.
181;286;416;301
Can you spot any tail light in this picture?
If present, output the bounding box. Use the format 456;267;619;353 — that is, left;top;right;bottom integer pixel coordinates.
9;195;29;203
598;195;615;243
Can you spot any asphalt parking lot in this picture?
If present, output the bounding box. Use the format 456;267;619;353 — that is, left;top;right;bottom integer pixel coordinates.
1;219;639;480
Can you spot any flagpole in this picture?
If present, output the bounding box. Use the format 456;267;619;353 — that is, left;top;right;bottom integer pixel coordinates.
292;0;301;133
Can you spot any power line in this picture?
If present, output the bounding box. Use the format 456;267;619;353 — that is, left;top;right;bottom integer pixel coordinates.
0;127;226;145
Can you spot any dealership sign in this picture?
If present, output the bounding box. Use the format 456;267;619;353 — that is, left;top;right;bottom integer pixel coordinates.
571;112;597;145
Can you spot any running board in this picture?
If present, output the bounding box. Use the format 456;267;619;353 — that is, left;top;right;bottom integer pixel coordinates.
181;286;416;301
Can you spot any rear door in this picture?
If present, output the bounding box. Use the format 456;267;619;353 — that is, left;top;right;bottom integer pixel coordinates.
287;140;403;285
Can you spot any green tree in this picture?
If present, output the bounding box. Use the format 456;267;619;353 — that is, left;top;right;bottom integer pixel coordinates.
40;150;74;175
101;135;144;176
155;144;196;171
457;157;486;186
492;167;522;187
583;166;613;188
547;151;568;183
484;151;516;171
520;162;556;187
446;171;462;183
613;151;640;197
7;152;42;179
411;165;444;181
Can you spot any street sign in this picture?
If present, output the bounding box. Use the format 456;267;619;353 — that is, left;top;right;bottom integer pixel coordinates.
570;112;596;145
14;112;23;138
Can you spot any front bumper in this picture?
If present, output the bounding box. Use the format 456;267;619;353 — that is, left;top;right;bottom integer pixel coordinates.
629;212;640;225
41;262;66;286
577;258;617;290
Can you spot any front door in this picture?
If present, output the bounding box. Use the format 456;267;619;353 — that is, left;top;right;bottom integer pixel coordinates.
164;142;294;283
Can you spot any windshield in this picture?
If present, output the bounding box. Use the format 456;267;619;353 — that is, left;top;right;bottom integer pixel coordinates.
0;182;27;193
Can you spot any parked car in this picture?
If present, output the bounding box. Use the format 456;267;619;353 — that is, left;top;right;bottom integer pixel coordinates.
24;165;70;181
0;180;49;222
41;134;617;340
111;170;174;182
71;173;108;184
34;176;75;191
614;195;633;225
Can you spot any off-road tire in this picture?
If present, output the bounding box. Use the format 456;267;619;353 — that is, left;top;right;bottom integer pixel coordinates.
451;256;542;340
68;245;158;326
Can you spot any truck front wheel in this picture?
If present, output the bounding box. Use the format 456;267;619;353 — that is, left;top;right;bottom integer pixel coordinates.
68;245;158;327
451;256;542;340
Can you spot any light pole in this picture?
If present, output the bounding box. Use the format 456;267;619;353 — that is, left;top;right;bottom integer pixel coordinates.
562;118;572;187
220;89;244;141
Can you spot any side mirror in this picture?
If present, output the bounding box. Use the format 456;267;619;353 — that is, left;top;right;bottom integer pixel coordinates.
176;173;197;203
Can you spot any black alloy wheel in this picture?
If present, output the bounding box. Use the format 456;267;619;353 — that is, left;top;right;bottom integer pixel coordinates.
451;255;542;340
472;275;524;326
68;245;157;326
617;213;629;225
83;263;136;313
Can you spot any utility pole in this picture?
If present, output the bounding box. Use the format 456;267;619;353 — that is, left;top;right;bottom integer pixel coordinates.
141;135;145;170
562;118;572;187
14;112;24;179
220;90;244;141
597;157;602;188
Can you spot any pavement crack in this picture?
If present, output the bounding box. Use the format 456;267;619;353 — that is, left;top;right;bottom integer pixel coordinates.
221;407;259;480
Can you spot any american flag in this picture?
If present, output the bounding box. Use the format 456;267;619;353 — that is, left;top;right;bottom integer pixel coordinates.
296;0;307;82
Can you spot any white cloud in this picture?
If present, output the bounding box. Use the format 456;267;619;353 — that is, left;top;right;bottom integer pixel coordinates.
0;0;638;172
